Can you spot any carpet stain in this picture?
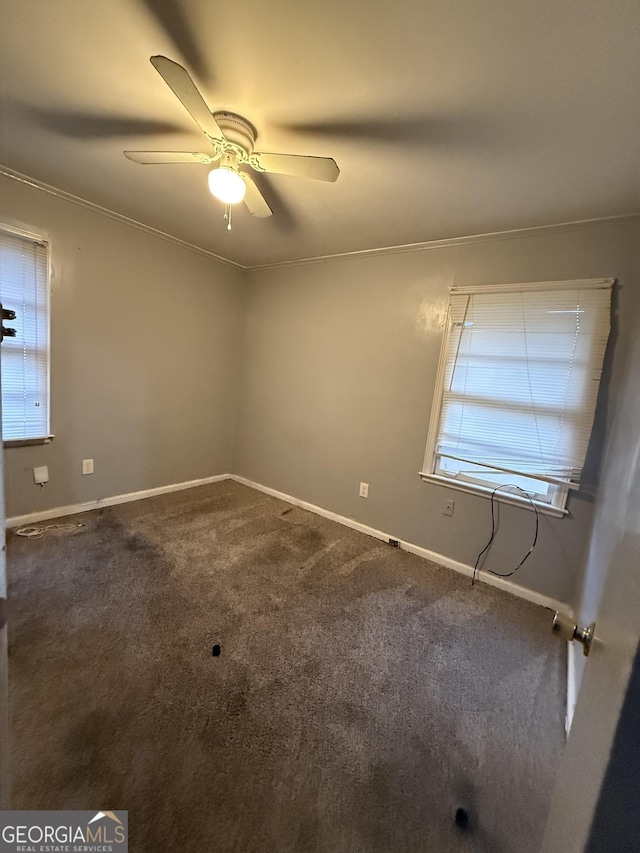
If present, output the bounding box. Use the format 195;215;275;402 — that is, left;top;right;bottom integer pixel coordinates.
7;480;565;853
455;808;470;831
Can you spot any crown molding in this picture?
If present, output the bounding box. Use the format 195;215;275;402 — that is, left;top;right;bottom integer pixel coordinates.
0;166;245;271
2;165;637;273
248;213;640;271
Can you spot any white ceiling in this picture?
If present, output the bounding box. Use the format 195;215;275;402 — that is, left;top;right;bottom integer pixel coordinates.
1;0;638;268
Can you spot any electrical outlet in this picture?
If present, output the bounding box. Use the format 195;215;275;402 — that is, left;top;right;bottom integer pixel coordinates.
359;482;369;498
82;458;94;475
33;466;48;485
443;500;455;516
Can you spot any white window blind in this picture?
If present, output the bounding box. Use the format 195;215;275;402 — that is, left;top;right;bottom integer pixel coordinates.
423;279;613;511
0;228;50;441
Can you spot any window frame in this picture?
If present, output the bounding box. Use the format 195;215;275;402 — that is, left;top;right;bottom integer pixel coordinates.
421;278;614;518
0;223;53;447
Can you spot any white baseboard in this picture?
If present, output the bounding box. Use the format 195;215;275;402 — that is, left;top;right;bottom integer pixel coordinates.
231;475;570;614
6;474;231;528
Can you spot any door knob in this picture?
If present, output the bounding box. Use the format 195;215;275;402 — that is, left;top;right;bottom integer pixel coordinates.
552;612;595;656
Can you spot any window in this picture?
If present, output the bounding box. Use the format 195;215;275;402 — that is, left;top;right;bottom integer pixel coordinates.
422;279;613;515
0;227;50;443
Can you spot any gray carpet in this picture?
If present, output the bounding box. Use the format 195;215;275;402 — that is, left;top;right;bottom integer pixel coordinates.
7;480;565;852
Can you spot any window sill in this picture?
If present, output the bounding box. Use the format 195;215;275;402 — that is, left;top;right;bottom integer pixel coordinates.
419;472;569;518
3;435;54;449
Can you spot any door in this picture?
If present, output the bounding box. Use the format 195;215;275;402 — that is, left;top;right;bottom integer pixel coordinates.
541;333;640;851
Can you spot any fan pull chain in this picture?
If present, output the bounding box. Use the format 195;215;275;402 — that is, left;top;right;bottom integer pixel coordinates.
223;203;232;231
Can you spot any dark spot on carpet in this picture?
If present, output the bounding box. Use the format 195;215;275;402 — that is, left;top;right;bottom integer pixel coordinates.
223;690;247;718
455;807;470;830
295;813;322;850
212;644;221;656
125;534;150;553
338;701;364;725
281;507;293;515
66;709;119;777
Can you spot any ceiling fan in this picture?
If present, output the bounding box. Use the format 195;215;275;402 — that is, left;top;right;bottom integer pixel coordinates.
124;56;340;228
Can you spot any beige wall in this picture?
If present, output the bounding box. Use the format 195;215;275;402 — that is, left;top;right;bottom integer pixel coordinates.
0;173;243;517
234;218;639;606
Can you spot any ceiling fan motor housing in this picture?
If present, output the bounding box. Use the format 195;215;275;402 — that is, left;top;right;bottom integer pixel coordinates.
213;112;257;157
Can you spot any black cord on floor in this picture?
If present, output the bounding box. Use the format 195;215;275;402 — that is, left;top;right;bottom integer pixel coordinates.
471;485;539;586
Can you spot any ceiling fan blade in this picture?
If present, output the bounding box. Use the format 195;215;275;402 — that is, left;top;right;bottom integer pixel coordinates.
150;55;224;141
250;152;339;182
242;173;273;218
124;151;215;164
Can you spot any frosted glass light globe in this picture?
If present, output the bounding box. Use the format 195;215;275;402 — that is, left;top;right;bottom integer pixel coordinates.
208;167;246;204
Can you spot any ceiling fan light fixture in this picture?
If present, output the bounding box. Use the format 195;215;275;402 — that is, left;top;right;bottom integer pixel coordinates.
208;166;246;204
126;57;338;225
